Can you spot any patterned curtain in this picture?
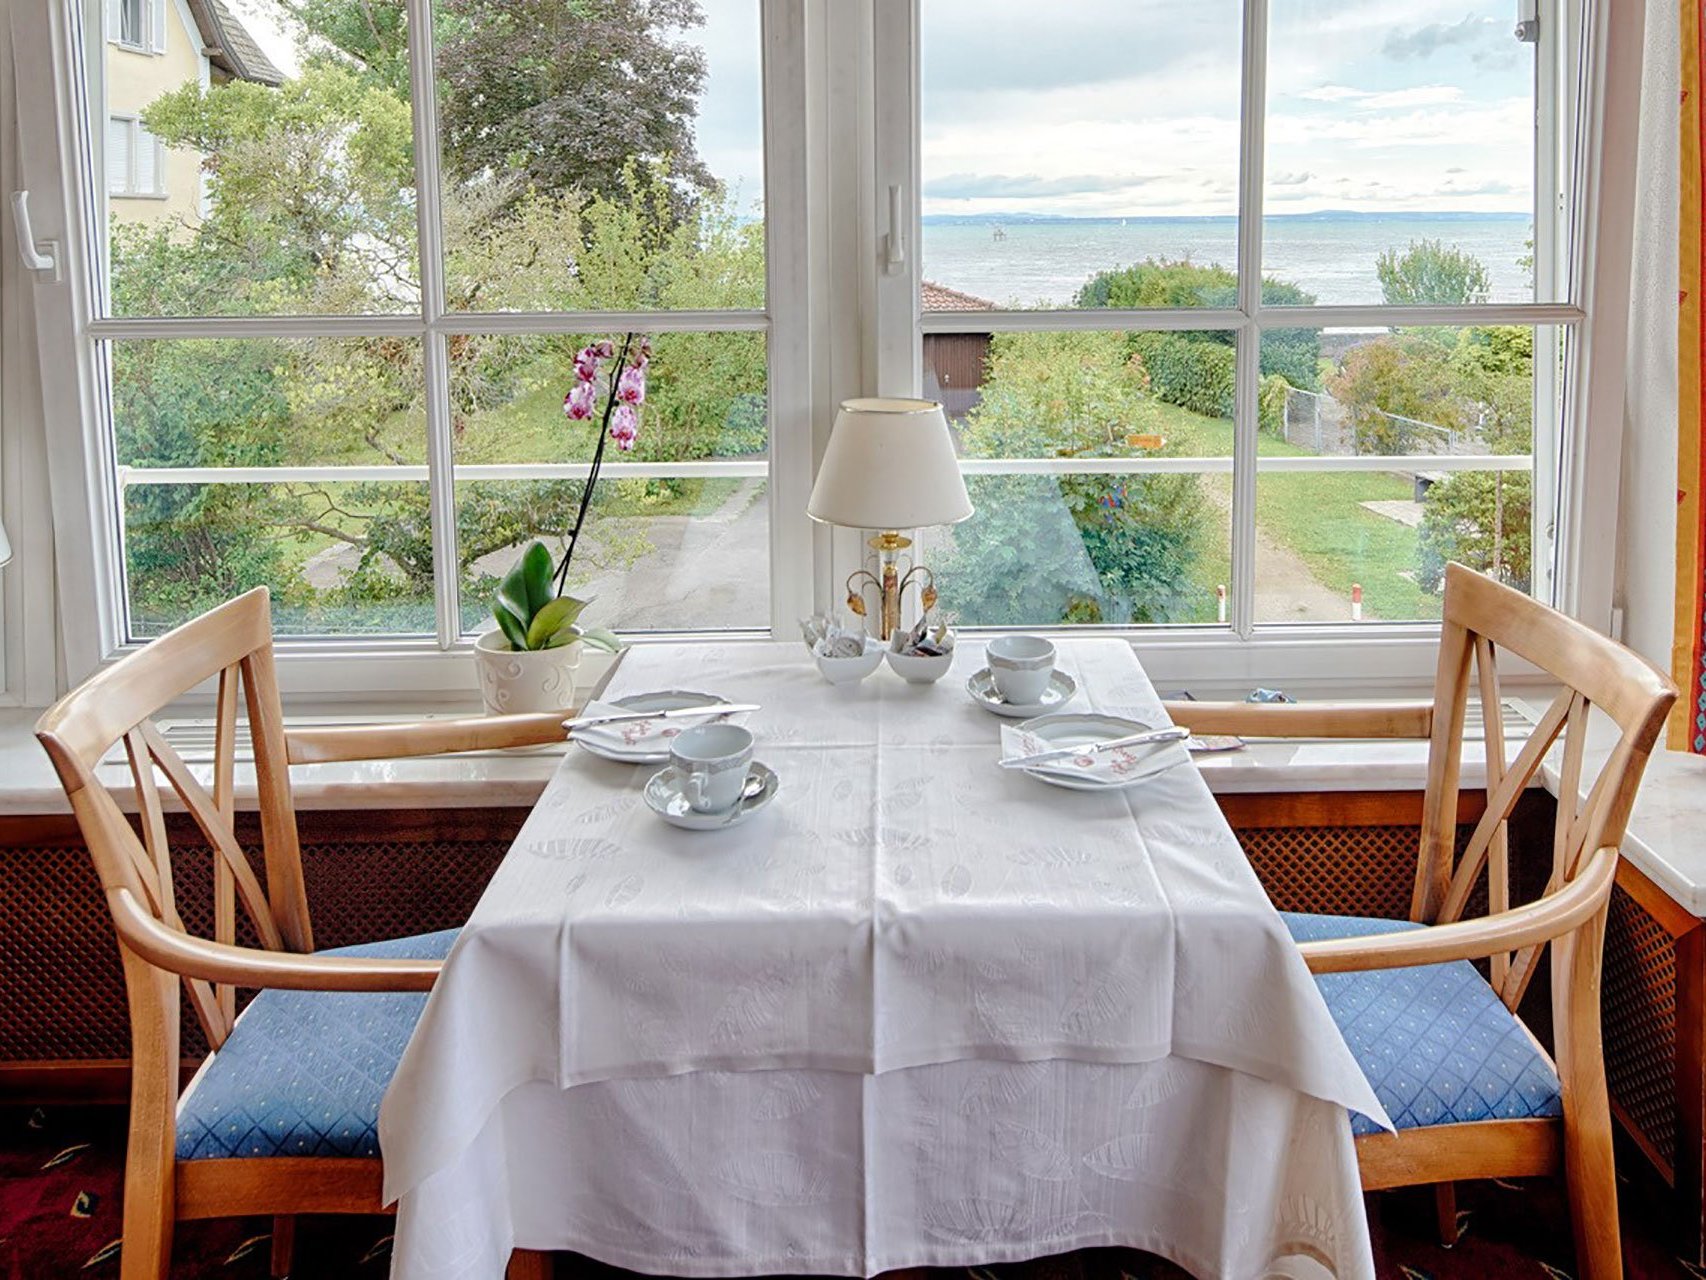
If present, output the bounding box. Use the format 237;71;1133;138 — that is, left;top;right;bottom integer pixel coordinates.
1677;0;1706;751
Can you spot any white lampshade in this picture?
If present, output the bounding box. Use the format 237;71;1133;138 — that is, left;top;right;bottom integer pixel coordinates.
806;398;973;530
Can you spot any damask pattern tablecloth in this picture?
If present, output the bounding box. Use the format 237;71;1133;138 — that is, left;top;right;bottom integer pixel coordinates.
381;640;1387;1279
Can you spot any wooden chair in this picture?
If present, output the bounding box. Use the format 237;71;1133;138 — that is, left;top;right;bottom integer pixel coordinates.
36;588;567;1280
1166;562;1676;1280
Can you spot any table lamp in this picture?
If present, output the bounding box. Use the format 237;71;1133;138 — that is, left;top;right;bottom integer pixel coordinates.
806;397;973;641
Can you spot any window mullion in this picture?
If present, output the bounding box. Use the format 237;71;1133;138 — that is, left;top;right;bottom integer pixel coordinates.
1229;0;1268;640
404;0;459;648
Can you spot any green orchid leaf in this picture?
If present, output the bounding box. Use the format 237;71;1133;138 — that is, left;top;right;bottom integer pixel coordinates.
576;626;625;653
493;603;529;650
520;542;557;614
497;560;535;630
525;595;589;649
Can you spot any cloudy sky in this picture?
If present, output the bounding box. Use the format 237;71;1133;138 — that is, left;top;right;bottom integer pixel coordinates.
221;0;1532;221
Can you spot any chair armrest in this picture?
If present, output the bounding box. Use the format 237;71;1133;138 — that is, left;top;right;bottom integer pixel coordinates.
1297;844;1618;975
285;712;569;765
110;888;441;991
1162;700;1434;740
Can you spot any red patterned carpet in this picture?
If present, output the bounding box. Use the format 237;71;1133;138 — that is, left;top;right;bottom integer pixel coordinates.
0;1105;1696;1279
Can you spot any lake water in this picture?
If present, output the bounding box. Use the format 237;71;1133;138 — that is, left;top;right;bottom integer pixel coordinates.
922;216;1535;309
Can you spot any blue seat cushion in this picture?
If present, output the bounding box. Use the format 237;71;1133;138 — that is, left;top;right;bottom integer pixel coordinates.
1283;912;1562;1137
175;928;458;1161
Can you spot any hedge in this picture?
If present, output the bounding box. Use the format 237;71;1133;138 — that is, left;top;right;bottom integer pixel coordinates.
1130;332;1235;420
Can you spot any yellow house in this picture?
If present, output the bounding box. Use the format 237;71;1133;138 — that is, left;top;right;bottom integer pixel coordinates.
103;0;280;225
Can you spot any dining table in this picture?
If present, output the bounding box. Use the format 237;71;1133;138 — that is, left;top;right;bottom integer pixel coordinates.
378;637;1390;1280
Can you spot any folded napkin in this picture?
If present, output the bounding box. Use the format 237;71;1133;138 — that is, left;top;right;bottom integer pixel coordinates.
573;700;750;755
999;722;1189;784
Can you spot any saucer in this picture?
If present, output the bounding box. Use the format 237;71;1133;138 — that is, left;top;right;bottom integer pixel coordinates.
645;762;779;830
965;667;1078;718
575;690;733;764
1009;713;1190;792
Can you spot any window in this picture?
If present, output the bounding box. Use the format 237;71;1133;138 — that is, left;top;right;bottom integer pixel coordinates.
73;0;794;652
888;0;1593;644
109;0;159;52
105;116;164;197
11;0;1636;692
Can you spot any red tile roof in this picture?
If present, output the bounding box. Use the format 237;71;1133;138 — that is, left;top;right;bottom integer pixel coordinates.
922;281;996;311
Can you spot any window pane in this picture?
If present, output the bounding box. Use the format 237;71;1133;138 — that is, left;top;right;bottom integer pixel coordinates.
1253;324;1547;623
1264;2;1564;305
109;338;433;637
435;0;765;312
920;0;1243;310
97;0;419;316
923;330;1233;627
449;332;768;634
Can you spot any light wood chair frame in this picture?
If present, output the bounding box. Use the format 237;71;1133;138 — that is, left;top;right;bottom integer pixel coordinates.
36;588;566;1280
1164;563;1676;1280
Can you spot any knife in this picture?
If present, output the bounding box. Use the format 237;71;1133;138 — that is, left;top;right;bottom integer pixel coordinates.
563;703;759;731
999;725;1190;769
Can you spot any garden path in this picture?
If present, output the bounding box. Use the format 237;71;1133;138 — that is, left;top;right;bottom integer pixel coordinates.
1199;478;1350;623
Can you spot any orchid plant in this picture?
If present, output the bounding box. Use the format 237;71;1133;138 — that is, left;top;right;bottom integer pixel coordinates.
489;334;650;653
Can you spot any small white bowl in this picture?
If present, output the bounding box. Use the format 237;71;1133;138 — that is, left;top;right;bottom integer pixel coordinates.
814;635;884;685
885;647;953;684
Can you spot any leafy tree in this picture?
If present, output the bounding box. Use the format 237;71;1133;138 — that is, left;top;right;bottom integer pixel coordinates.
288;0;715;209
1415;326;1533;592
1326;334;1464;455
1075;258;1321;391
1376;238;1492;306
937;331;1208;625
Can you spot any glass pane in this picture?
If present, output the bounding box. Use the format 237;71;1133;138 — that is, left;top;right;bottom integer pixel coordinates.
1253;324;1546;623
924;330;1233;627
450;332;768;634
1264;2;1562;305
110;337;432;637
920;0;1243;310
436;1;765;312
97;0;419;317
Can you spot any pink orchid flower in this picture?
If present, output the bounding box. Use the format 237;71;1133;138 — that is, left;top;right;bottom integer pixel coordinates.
616;364;646;405
573;347;601;383
610;403;640;452
564;380;597;420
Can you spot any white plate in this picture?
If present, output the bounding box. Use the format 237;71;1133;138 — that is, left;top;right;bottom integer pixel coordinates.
1012;712;1190;791
965;667;1078;717
645;762;779;830
574;689;734;764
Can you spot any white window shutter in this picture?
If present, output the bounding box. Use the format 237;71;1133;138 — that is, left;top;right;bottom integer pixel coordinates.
105;0;121;43
106;117;131;194
136;127;163;195
150;0;166;53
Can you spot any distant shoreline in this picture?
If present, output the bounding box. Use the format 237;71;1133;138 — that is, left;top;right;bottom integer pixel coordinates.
923;211;1533;227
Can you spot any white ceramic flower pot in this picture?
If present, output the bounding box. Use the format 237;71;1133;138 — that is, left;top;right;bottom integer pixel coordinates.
474;629;583;715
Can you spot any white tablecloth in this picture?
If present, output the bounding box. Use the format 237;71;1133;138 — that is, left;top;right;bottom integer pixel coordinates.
382;640;1387;1279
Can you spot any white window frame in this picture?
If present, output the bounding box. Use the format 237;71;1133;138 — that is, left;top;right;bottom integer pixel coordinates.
19;0;817;697
108;0;162;54
105;113;165;197
871;0;1642;695
8;0;1645;701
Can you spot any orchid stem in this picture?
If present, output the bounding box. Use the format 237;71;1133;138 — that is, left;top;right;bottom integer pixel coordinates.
555;332;635;597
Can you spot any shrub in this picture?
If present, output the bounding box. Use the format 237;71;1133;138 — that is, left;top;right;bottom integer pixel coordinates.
1258;374;1291;437
1130;332;1235;420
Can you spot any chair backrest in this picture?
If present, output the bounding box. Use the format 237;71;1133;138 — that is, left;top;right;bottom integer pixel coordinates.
36;588;309;1051
1415;563;1676;1007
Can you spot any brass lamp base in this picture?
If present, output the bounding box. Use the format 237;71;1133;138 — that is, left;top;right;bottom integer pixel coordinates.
846;530;937;641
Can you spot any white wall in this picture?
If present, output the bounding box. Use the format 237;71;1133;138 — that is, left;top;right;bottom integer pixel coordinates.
1617;0;1680;670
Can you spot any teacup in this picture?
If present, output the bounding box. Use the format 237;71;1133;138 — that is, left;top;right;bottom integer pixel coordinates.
986;634;1056;705
669;723;755;814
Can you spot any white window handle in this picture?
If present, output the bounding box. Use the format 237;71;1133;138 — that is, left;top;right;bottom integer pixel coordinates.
10;190;61;280
883;183;906;275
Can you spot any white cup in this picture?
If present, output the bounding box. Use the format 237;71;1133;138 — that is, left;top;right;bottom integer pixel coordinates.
669;723;755;814
986;635;1056;705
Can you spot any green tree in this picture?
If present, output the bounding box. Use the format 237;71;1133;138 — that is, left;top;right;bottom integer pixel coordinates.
937;331;1209;625
1326;334;1464;455
288;0;715;209
1075;258;1321;391
1376;238;1492;306
1415;326;1533;592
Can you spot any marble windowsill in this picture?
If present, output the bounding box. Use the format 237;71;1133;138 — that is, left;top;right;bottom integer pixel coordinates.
5;692;1703;915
